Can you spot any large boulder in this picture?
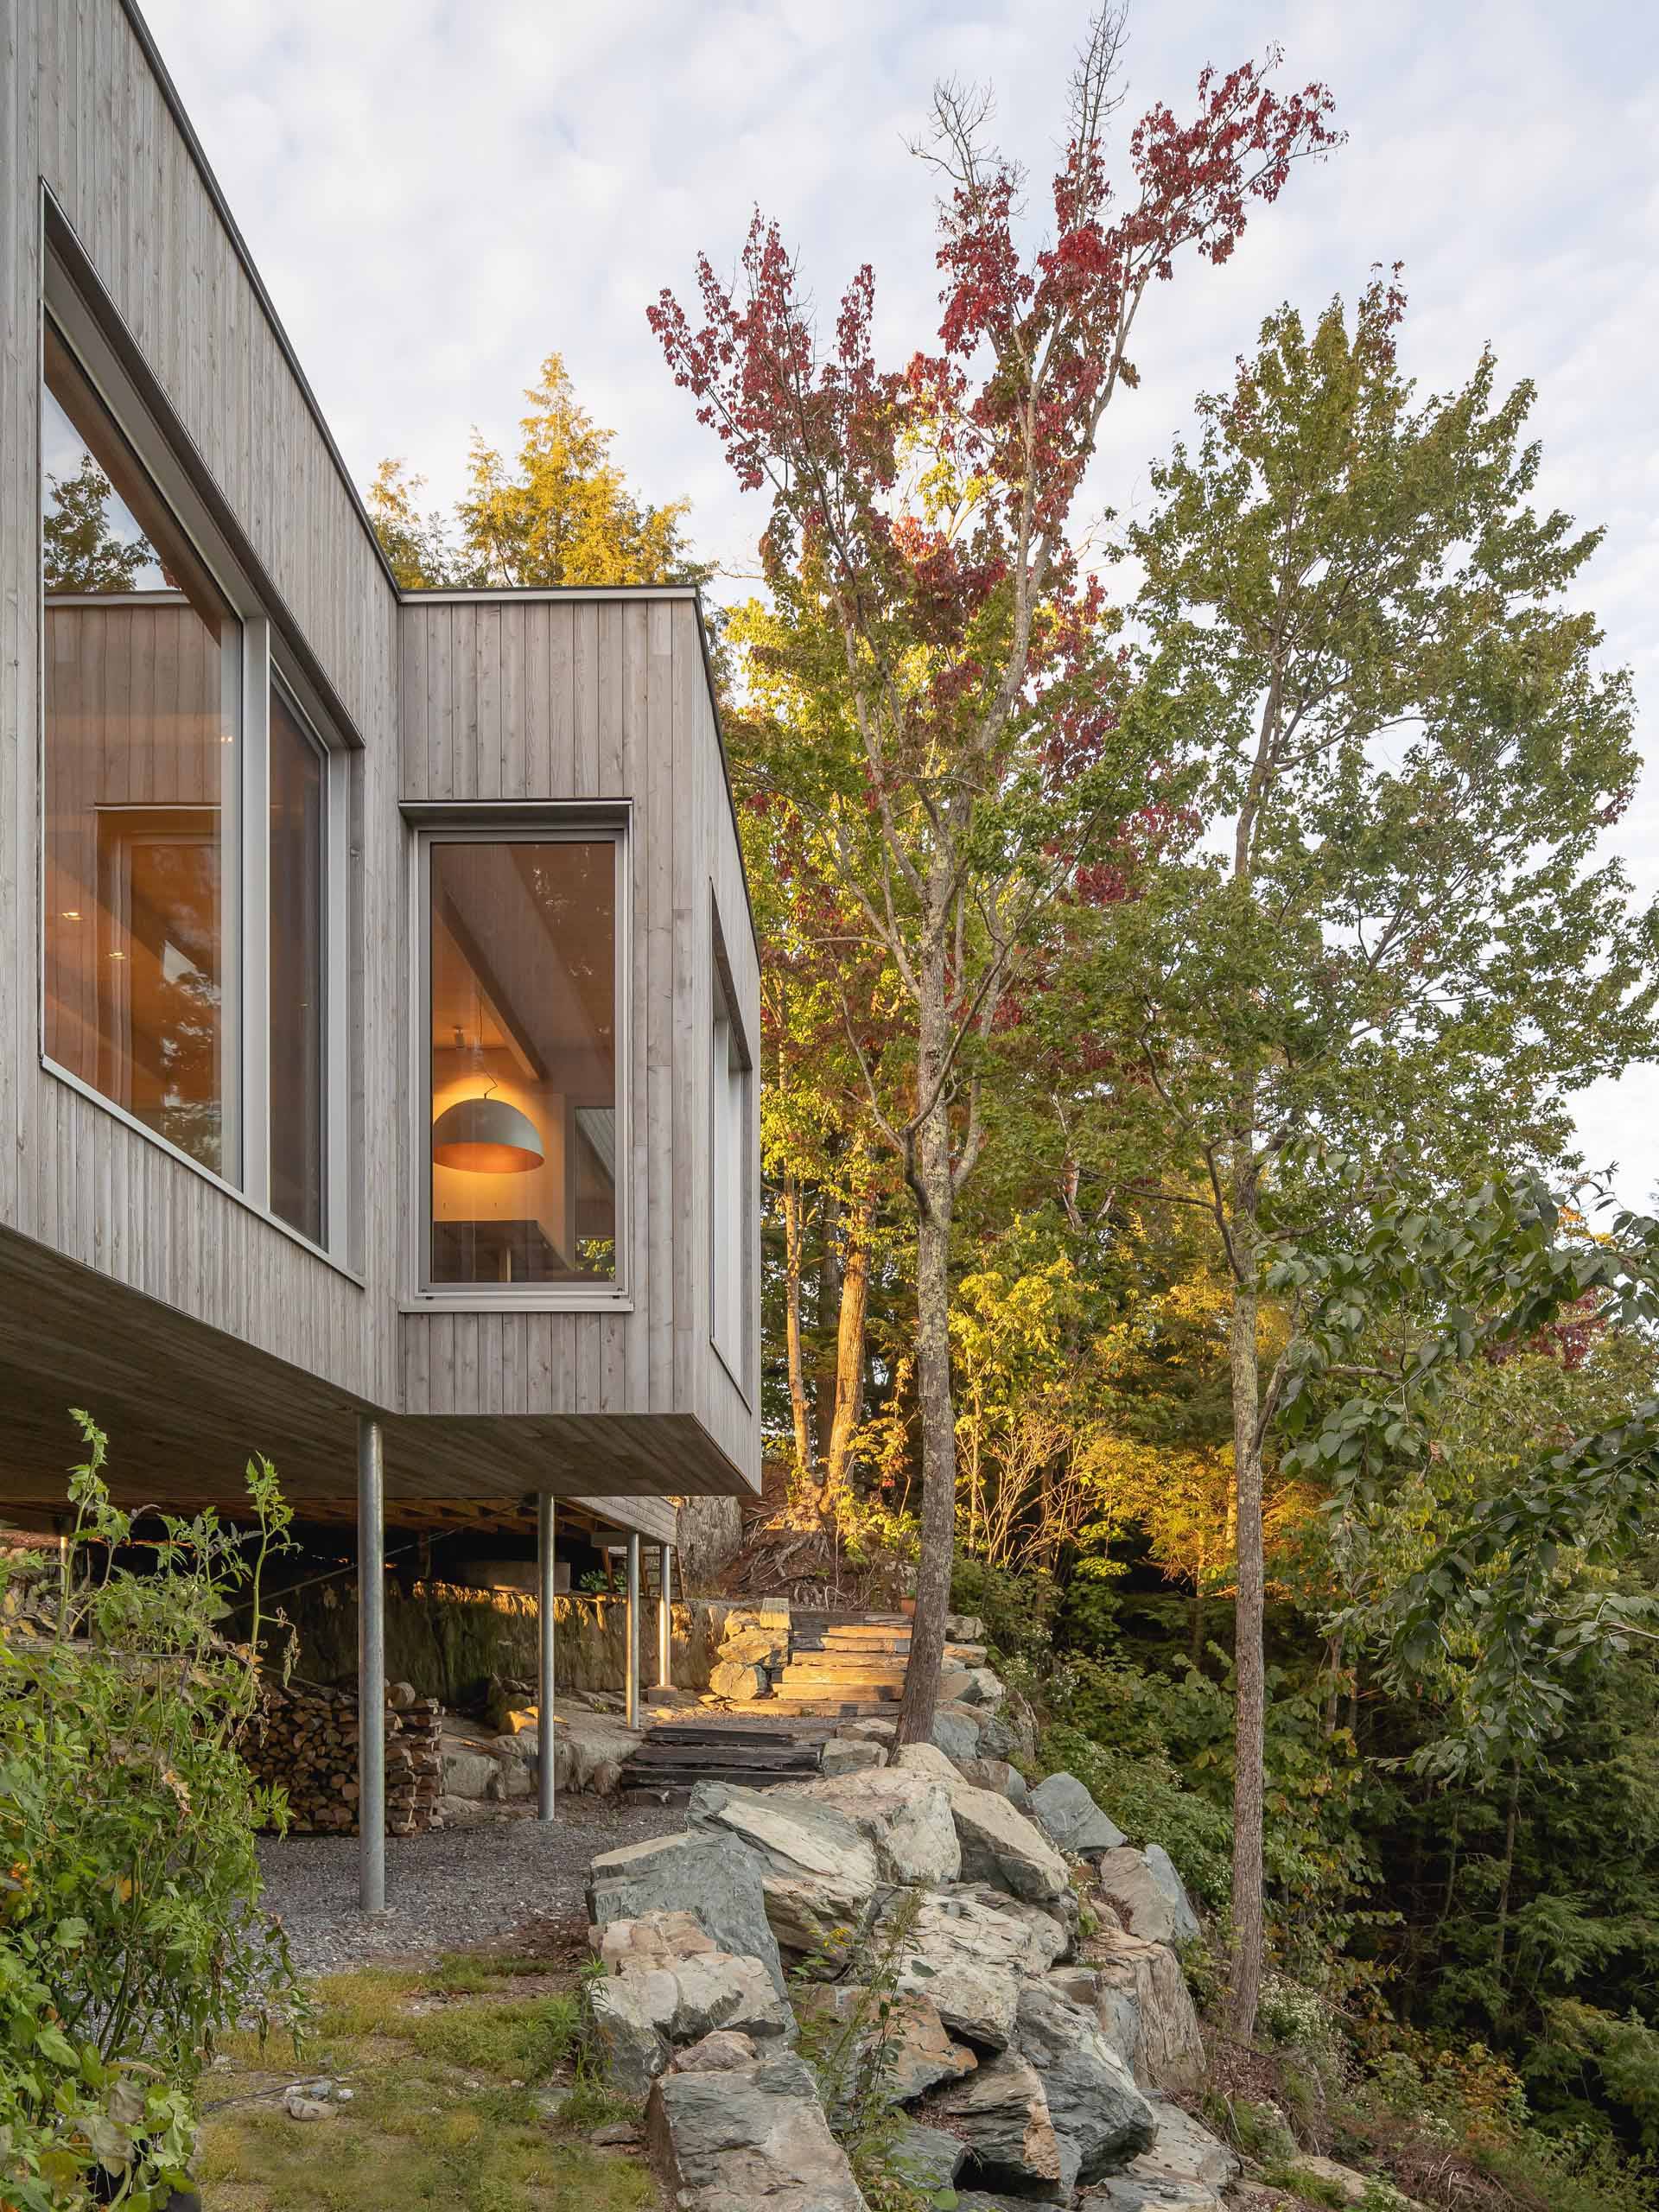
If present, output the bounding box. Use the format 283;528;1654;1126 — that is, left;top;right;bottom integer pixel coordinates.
819;1738;887;1778
957;1755;1029;1806
876;1886;1065;2050
783;1771;961;1887
689;1782;880;1955
933;2052;1065;2199
947;1782;1070;1904
796;1983;976;2106
1084;1931;1206;2092
890;1744;957;1782
709;1658;768;1701
1082;2181;1222;2210
647;2049;868;2212
594;1908;716;1973
1030;1772;1127;1857
889;2122;968;2196
931;1705;983;1763
588;1948;795;2095
1081;2104;1242;2209
588;1829;785;1998
957;1879;1079;1962
1135;2102;1240;2190
1095;1846;1202;1947
957;1667;1008;1709
1010;1980;1156;2192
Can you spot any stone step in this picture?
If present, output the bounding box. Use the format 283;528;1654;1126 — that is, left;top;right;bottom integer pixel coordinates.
766;1697;897;1718
779;1651;909;1674
772;1679;903;1702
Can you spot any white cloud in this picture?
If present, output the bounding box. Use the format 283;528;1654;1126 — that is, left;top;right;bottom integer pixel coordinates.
141;0;1659;1202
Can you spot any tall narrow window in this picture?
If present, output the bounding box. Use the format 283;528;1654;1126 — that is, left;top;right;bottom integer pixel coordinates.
41;325;240;1179
426;835;620;1289
710;938;752;1383
269;683;327;1243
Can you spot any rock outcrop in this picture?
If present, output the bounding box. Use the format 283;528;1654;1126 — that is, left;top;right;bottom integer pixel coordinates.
1095;1843;1202;1947
647;2048;868;2212
688;1780;880;1955
589;1745;1220;2212
588;1827;786;1997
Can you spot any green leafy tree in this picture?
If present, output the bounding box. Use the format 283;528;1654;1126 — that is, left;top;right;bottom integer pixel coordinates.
41;454;150;592
1089;276;1657;2034
652;14;1337;1740
0;1418;298;2207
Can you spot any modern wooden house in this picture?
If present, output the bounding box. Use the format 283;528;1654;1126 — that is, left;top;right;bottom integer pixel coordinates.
1;0;761;1896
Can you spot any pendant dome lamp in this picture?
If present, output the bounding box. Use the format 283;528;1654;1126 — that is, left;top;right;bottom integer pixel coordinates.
431;1027;543;1174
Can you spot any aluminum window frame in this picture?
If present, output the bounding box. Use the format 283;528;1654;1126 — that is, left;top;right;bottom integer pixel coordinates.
38;252;359;1276
410;811;632;1311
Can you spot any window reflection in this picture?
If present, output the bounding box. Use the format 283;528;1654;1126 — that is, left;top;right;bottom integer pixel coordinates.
270;686;326;1243
428;839;618;1287
41;327;238;1177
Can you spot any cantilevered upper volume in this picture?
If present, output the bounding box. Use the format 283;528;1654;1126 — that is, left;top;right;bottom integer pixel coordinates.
0;0;761;1531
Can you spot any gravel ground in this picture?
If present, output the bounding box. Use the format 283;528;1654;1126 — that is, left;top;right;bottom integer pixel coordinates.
257;1797;687;1976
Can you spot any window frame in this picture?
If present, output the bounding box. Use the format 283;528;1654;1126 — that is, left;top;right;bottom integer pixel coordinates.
37;259;358;1276
410;811;632;1312
708;893;755;1403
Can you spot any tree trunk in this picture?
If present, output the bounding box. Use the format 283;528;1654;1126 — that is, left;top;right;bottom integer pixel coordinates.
813;1207;842;1467
783;1177;813;1480
897;964;958;1748
1226;1253;1267;2043
1493;1761;1522;1986
817;1192;874;1516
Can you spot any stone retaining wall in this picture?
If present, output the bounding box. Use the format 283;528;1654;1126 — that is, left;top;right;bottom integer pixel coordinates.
266;1580;746;1707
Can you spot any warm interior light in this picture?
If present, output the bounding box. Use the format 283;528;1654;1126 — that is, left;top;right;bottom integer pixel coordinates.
431;1092;543;1174
60;910;81;921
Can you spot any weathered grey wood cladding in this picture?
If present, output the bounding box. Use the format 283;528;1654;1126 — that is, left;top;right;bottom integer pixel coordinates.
0;0;760;1510
397;594;761;1491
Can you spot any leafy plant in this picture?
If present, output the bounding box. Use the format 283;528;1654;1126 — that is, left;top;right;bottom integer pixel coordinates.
0;1415;299;2208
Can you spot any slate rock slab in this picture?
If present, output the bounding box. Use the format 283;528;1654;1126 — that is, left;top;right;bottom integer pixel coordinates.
1085;1931;1206;2092
888;2122;968;2195
1011;1980;1156;2191
1029;1771;1128;1856
588;1829;785;1998
689;1781;880;1956
878;1885;1067;2050
648;2050;869;2211
819;1738;887;1777
947;1782;1069;1903
588;1948;795;2096
933;2050;1065;2199
785;1771;961;1887
797;1983;976;2107
1095;1845;1203;1947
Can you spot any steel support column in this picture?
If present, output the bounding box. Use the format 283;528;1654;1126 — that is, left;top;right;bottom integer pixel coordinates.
655;1542;674;1688
356;1414;385;1913
537;1494;556;1823
625;1533;640;1731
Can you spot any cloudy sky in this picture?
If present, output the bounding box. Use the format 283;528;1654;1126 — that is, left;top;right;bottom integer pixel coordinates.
142;0;1659;1206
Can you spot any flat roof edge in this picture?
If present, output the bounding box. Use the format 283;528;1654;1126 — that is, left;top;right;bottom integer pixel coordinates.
118;0;403;597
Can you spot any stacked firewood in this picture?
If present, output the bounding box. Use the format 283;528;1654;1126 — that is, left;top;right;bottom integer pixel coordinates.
246;1681;443;1836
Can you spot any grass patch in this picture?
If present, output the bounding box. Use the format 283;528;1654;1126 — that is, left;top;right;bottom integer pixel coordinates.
195;1956;656;2212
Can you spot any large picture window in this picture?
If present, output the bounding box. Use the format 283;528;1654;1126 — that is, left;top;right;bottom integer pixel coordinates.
41;327;240;1178
423;830;623;1294
40;292;352;1263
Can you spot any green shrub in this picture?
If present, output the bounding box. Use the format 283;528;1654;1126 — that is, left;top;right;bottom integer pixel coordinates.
949;1557;1060;1668
0;1416;300;2209
1041;1721;1233;1910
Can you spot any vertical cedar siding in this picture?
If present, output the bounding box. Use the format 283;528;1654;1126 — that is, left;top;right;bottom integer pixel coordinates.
3;0;759;1494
